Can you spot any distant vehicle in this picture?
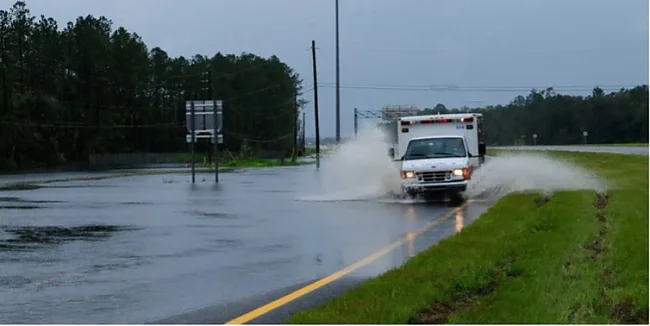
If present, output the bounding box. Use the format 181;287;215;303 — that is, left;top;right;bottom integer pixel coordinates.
388;113;486;202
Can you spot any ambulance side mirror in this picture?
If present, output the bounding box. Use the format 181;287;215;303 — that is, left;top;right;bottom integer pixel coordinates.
388;148;395;158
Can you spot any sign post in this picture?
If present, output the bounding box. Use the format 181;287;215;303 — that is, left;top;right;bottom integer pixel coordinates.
212;100;220;183
186;100;223;183
190;101;196;183
583;131;588;145
533;133;537;146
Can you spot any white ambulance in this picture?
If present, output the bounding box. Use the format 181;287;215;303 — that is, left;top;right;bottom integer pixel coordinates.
388;113;486;200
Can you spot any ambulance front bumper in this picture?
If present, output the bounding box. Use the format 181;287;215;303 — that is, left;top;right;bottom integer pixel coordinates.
401;180;468;195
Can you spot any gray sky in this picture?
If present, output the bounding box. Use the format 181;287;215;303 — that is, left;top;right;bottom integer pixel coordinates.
3;0;648;137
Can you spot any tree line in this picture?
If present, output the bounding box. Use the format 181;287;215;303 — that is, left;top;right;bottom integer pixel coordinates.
2;1;646;171
421;86;648;146
0;1;305;169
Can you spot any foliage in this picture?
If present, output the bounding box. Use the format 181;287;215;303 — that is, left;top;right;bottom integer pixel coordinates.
420;86;649;146
0;1;305;169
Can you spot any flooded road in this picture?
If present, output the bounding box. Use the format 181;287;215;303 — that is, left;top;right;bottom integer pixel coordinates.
0;165;493;323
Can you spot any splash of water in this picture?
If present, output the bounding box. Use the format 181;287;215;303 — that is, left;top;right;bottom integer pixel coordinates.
298;127;607;203
464;151;609;199
299;125;402;201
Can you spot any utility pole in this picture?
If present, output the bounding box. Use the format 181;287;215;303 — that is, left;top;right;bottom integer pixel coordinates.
212;100;219;183
292;94;298;162
311;40;320;158
301;111;306;153
335;0;341;143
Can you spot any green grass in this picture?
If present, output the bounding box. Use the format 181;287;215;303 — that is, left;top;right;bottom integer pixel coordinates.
287;150;648;324
169;152;312;168
588;143;648;147
220;157;306;168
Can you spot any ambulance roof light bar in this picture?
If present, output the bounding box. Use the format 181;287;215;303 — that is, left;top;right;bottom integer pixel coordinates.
400;116;473;125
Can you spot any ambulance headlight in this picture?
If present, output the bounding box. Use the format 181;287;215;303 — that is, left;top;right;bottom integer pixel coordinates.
401;171;415;179
453;168;473;180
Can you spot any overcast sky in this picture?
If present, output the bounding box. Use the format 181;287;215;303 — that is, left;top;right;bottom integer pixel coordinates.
3;0;648;137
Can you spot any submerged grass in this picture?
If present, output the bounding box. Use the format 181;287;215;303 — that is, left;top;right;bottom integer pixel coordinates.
219;158;307;168
0;224;138;251
0;158;311;191
287;150;648;324
169;152;311;167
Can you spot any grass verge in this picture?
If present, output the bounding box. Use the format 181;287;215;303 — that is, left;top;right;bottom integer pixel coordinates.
219;157;307;168
169;153;311;169
170;152;310;164
286;150;648;324
587;143;648;147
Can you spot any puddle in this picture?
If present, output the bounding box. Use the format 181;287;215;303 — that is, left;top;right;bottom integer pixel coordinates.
0;243;35;251
258;243;291;253
0;183;41;191
185;224;251;229
0;225;140;246
0;197;68;210
0;275;32;288
188;210;238;219
0;197;65;204
212;238;243;249
0;205;41;210
42;185;119;189
90;258;150;272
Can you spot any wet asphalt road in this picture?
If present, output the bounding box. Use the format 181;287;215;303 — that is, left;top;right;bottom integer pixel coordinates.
492;145;648;155
0;165;495;324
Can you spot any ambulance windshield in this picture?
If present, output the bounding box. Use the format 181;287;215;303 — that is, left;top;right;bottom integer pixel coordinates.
404;137;467;160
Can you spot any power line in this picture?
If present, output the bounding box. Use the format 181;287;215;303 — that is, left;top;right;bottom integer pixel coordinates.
341;83;639;89
316;83;640;92
318;82;640;89
221;84;279;101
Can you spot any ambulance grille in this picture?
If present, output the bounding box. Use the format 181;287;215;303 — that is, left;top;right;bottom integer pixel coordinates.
419;171;449;183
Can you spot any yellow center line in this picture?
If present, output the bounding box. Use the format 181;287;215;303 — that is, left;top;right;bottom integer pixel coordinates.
224;200;473;324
